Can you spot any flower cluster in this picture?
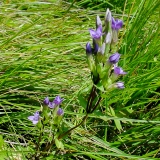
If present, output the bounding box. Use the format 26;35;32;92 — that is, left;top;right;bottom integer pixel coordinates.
28;96;64;125
86;9;126;90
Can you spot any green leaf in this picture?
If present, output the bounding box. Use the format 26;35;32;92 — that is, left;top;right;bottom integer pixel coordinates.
78;94;87;110
0;135;4;149
109;107;122;131
55;138;64;150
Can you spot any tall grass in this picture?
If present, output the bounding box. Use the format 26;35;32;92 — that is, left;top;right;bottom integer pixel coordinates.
0;0;159;159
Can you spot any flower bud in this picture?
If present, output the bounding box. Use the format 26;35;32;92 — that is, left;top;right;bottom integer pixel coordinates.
93;40;98;54
43;97;50;105
116;82;125;89
109;53;120;64
57;108;64;116
86;42;92;55
96;15;102;28
105;8;112;22
105;32;112;44
114;66;127;75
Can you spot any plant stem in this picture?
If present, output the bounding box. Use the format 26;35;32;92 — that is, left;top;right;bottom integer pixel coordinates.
90;97;102;113
58;114;88;140
86;85;96;113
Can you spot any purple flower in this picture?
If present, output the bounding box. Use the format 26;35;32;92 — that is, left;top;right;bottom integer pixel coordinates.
28;111;40;125
86;42;92;55
93;40;99;54
112;17;123;30
53;96;63;105
57;108;64;116
43;97;50;105
48;102;55;109
109;53;121;64
89;25;103;40
116;82;125;89
114;66;127;75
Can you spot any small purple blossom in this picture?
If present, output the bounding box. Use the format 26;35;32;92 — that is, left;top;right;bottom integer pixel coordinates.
112;17;123;30
93;40;99;54
116;82;125;89
114;66;127;75
57;108;64;116
109;53;121;64
89;25;103;40
43;97;50;105
28;111;40;125
48;102;55;109
86;42;92;55
53;96;63;105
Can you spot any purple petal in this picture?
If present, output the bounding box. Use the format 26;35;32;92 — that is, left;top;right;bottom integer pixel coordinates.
89;25;103;39
32;120;39;125
33;111;40;121
28;116;34;121
96;25;102;35
86;42;92;55
93;40;98;54
114;67;127;75
44;97;50;105
112;17;123;30
89;29;97;38
57;108;64;116
109;53;121;64
28;111;40;124
53;96;63;105
48;102;55;109
112;17;116;26
116;82;125;89
115;19;123;30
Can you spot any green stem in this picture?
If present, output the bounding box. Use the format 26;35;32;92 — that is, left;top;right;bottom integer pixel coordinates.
58;114;88;140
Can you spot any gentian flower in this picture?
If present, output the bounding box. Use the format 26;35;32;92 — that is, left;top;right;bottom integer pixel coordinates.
114;66;127;75
43;97;50;105
53;96;63;105
112;17;123;30
28;111;40;125
93;39;99;54
116;82;125;89
86;42;92;55
109;53;120;64
105;8;112;22
96;15;102;27
57;108;64;116
48;102;55;109
89;25;103;40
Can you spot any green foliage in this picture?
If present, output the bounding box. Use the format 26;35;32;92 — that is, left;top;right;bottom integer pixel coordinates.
0;0;159;159
66;0;126;12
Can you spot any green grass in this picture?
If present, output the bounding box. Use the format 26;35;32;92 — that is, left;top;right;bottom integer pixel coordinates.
0;0;160;159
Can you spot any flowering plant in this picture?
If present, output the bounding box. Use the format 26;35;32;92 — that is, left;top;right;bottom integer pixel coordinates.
86;9;126;113
27;96;64;159
27;8;126;159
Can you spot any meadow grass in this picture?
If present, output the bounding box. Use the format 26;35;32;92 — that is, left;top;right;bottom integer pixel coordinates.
0;0;160;159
